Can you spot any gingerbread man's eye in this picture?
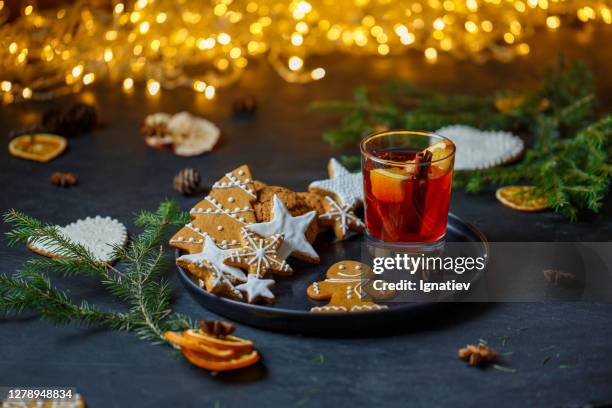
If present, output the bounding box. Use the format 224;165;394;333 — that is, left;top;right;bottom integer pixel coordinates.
338;264;346;270
354;265;362;270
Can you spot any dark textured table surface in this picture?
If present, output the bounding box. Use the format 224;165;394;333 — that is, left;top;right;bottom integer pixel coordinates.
1;28;611;408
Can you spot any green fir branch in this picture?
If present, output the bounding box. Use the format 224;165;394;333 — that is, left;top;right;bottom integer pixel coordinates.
0;200;194;345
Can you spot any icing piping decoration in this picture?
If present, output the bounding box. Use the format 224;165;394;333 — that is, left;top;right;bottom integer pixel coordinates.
247;195;319;262
319;196;365;240
28;216;127;263
309;158;363;208
306;260;391;313
177;235;246;284
225;228;292;278
235;274;276;303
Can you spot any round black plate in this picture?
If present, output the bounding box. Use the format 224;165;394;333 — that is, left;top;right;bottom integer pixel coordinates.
176;213;487;334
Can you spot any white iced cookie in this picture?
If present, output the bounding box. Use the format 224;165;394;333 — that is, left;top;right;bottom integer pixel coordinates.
247;195;319;263
28;216;127;263
436;125;524;170
235;274;276;304
309;158;363;208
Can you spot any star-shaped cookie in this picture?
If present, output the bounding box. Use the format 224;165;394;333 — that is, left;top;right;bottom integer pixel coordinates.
235;274;276;304
224;228;292;278
177;235;246;284
309;158;363;208
318;196;365;240
247;195;319;263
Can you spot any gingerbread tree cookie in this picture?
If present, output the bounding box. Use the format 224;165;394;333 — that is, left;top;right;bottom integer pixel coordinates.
169;165;257;254
171;165;257;300
307;260;389;313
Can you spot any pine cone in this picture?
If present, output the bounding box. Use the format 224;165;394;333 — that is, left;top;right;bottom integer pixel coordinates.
142;122;169;140
173;168;201;195
41;103;98;137
50;172;78;187
232;96;257;115
199;320;235;337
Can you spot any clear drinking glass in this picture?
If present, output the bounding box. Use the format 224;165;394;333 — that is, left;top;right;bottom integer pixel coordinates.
360;130;456;245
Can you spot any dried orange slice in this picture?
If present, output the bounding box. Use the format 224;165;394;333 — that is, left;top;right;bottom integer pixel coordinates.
8;134;67;162
164;331;235;359
182;348;260;371
183;329;254;353
370;168;409;203
495;186;548;212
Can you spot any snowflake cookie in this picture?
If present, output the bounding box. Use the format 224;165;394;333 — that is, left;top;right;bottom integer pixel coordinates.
318;196;365;240
225;228;293;278
307;261;391;313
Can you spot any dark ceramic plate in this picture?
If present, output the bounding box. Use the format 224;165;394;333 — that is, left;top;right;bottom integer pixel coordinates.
176;213;487;334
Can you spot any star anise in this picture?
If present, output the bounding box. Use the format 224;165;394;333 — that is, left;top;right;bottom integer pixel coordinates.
199;320;235;337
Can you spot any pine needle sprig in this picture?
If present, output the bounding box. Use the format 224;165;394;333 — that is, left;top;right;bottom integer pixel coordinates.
0;200;195;345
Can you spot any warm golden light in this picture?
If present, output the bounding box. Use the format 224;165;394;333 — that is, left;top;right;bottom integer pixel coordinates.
546;16;561;29
193;80;207;92
204;85;215;99
123;77;134;91
288;56;303;71
147;79;160;95
72;65;83;77
83;73;95;85
425;47;438;61
311;67;326;80
0;0;606;103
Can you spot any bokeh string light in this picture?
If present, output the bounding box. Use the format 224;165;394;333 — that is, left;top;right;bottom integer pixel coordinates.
0;0;609;103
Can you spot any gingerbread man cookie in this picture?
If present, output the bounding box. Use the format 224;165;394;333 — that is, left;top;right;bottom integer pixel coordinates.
307;260;390;313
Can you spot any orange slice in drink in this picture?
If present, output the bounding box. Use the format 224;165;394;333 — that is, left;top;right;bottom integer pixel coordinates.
370;168;409;203
183;329;254;353
8;134;67;162
164;331;235;359
495;186;548;212
424;140;454;172
182;348;260;371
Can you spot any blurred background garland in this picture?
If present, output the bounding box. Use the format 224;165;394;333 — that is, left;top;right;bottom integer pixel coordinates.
309;60;612;220
0;0;610;103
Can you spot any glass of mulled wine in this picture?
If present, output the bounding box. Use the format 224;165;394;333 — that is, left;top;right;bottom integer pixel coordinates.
360;130;455;247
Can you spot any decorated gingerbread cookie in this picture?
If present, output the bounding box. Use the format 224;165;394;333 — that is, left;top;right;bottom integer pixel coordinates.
309;158;363;208
307;261;390;313
318;196;365;240
171;165;258;300
169;165;257;254
248;195;319;263
254;185;319;242
224;228;293;278
235;274;276;304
